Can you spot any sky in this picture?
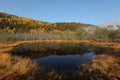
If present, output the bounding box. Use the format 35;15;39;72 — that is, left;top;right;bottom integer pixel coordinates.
0;0;120;25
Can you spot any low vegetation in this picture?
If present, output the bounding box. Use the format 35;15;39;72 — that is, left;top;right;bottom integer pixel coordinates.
0;53;36;80
0;41;120;80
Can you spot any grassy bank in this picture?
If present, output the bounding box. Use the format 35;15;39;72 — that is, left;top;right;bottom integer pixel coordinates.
0;40;120;80
0;53;36;80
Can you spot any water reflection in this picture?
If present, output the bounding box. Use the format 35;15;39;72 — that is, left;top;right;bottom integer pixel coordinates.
12;42;94;58
11;42;107;71
34;52;93;71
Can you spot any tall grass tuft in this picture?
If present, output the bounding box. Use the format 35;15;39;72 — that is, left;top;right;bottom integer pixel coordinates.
0;53;36;80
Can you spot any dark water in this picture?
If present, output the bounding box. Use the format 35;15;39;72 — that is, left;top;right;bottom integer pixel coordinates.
34;52;93;71
12;42;106;71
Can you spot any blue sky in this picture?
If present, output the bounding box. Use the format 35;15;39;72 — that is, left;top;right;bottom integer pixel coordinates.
0;0;120;25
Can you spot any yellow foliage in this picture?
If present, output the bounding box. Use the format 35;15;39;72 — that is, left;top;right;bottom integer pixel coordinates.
30;29;35;33
0;27;16;34
38;28;45;33
53;29;61;33
30;28;45;33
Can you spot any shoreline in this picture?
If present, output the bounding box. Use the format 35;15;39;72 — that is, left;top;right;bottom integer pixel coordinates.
0;40;120;53
0;40;120;79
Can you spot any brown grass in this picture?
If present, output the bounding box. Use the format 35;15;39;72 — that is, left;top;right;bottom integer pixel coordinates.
91;54;120;79
92;54;116;70
0;53;36;80
0;40;120;80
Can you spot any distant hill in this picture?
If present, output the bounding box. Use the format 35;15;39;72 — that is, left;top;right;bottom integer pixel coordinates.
0;12;97;32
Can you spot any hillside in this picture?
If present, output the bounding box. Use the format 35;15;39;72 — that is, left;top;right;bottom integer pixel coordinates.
0;12;96;32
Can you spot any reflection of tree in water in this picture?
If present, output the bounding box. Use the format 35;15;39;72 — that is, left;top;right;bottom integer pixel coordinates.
11;42;95;58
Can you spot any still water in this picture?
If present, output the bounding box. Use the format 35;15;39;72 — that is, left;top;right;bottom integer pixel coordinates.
34;52;93;71
12;42;102;71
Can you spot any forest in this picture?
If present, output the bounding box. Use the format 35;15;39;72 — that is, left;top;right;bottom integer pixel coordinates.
0;12;120;42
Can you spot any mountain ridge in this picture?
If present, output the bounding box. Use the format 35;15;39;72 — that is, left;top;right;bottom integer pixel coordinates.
0;12;97;32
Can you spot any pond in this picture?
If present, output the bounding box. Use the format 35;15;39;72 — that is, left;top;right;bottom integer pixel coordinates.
34;52;93;71
11;42;106;71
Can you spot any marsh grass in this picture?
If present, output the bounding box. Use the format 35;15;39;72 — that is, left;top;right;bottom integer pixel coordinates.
0;53;36;80
0;41;120;80
77;54;120;80
1;53;119;80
